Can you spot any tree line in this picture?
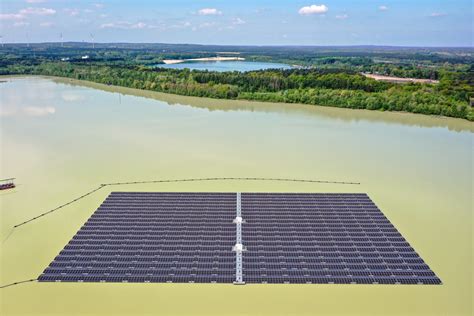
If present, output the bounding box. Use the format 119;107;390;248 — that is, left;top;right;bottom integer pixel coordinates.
1;62;472;120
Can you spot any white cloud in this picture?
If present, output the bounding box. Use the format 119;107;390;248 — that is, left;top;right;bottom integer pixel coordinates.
232;17;245;25
64;8;80;16
19;7;56;15
189;21;218;30
100;21;149;29
13;21;30;27
167;21;192;29
379;5;389;11
78;18;91;24
94;3;104;9
99;14;108;18
198;8;222;15
0;13;25;21
298;4;328;15
336;14;348;20
199;22;216;28
100;22;119;29
26;0;46;3
23;106;56;116
0;6;55;23
430;12;447;17
134;22;146;29
39;21;54;27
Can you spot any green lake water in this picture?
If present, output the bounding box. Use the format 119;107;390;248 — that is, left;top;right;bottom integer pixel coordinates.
0;76;472;315
156;61;292;71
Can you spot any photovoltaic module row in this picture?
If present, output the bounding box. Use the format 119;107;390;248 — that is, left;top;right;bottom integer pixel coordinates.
38;192;441;285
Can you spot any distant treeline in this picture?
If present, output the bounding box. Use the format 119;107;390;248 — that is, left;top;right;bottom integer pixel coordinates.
2;43;473;63
1;44;473;76
2;62;472;120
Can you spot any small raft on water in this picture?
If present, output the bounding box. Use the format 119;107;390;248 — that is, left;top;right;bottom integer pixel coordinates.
0;178;16;190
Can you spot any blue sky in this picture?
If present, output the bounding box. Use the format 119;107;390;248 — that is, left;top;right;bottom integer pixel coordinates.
1;0;472;46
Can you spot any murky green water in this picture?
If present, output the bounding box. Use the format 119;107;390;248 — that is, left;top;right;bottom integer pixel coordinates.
1;76;472;316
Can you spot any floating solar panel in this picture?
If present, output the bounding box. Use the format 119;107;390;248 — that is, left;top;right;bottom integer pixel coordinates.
39;192;236;284
38;192;441;285
241;193;440;285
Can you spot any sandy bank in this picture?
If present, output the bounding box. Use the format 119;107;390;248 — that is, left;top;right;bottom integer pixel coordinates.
162;57;245;64
363;73;439;84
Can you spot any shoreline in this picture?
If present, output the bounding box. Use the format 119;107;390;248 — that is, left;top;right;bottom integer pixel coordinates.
1;75;473;131
162;57;246;64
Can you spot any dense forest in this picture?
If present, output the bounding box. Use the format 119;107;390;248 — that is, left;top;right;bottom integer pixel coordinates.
1;44;473;120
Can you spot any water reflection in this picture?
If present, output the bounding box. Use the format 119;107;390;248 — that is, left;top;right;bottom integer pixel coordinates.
23;106;56;116
0;105;56;117
51;77;474;133
61;93;85;102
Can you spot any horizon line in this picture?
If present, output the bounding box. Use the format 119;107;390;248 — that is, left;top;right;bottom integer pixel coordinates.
1;41;473;49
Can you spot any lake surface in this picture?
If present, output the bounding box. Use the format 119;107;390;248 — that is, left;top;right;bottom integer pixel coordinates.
156;61;292;71
1;76;472;316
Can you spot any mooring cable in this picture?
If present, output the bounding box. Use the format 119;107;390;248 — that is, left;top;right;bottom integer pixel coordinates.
0;278;37;289
7;177;360;234
12;185;106;229
103;177;360;186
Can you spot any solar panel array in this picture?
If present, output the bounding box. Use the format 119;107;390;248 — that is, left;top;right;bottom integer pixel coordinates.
241;193;440;285
39;192;236;283
38;192;441;285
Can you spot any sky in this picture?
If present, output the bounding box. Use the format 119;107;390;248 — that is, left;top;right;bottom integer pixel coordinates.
0;0;473;46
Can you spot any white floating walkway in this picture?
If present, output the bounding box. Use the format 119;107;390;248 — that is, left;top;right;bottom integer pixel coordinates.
233;192;245;285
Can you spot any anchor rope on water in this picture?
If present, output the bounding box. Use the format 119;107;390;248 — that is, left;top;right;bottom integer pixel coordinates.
12;185;106;229
103;177;361;186
0;278;37;289
6;176;360;234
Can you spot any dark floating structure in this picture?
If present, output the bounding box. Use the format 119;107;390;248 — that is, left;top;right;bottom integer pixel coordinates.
38;192;441;285
0;178;15;191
